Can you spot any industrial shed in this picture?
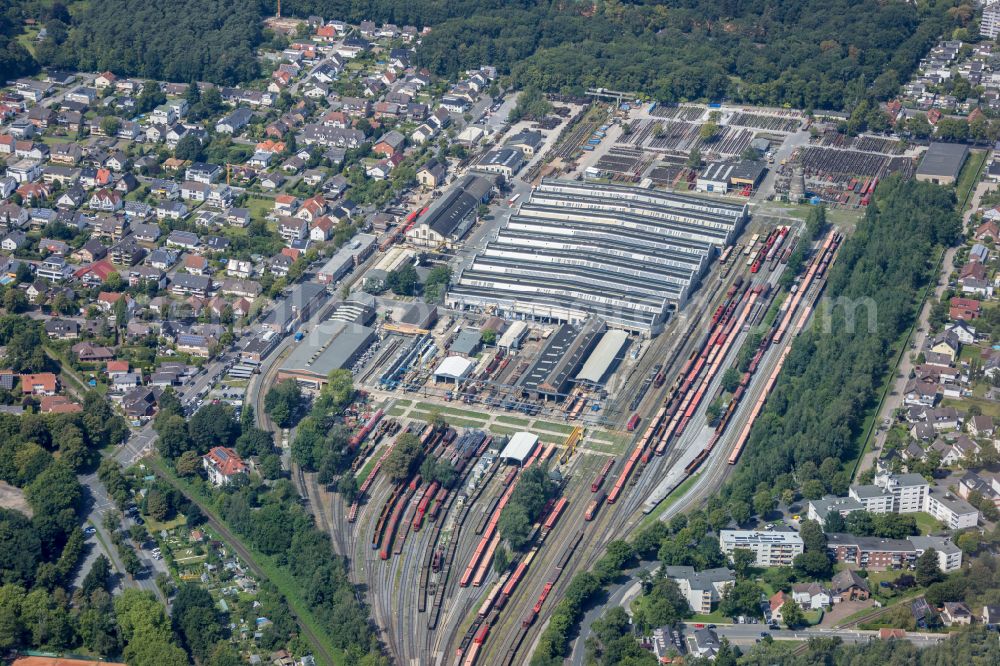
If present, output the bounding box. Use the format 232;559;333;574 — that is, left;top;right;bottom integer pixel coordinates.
520;319;605;401
433;355;474;383
277;320;375;389
575;329;629;386
447;179;746;335
500;431;538;464
916;142;969;186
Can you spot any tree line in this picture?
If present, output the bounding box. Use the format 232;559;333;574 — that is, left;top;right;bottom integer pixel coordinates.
722;176;960;508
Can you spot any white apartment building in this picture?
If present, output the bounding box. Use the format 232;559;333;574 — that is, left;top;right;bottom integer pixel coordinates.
910;536;964;573
982;6;1000;40
663;566;734;614
925;487;979;530
719;530;804;567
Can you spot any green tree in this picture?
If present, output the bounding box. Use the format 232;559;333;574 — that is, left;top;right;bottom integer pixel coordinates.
781;598;806;629
719;579;764;619
264;379;302;428
732;548;756;579
915;548;942;586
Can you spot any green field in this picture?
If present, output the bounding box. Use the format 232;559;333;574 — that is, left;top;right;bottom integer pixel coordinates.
956;149;988;211
416;402;489;420
531;420;575;435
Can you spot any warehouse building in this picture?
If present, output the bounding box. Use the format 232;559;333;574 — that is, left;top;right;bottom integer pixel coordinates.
916;142;969;186
316;233;377;284
406;173;498;248
500;431;538;464
575;329;629;387
519;318;604;401
278;320;376;389
447;180;746;335
696;160;767;194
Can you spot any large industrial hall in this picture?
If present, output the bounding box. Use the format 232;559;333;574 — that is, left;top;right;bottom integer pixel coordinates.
447;179;748;335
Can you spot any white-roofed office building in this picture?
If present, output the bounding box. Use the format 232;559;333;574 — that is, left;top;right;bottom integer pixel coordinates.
447;179;747;336
501;432;538;464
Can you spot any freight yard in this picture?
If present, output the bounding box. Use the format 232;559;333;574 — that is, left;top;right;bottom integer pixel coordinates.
254;97;874;666
291;194;847;666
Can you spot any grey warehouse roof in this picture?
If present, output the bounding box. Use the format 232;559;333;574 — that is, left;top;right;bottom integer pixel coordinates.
917;142;969;179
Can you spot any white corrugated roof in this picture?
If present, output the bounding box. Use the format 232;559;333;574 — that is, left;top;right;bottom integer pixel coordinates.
576;329;629;383
500;431;538;463
434;355;474;380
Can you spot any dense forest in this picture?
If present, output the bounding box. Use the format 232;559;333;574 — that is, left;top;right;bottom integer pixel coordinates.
28;0;965;111
0;0;39;81
723;177;961;506
34;0;262;85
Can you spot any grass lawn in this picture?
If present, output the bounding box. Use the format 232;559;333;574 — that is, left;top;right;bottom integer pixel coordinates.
959;344;985;364
494;414;530;426
688;610;729;624
531;420;576;435
912;511;943;535
488;424;520;437
942;396;1000;418
393;398;412;407
245;196;273;222
803;609;824;626
415;402;488;420
956;149;988;211
143;513;187;534
386;406;406;417
581;440;626;456
408;410;486;428
16;27;40;56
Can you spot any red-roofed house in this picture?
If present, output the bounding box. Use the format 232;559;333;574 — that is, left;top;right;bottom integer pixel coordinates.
316;24;338;41
296;195;326;223
74;259;117;285
106;360;130;376
975;220;1000;242
203;446;248;486
310;216;333;241
40;395;82;414
769;590;787;623
20;372;58;395
950;297;982;321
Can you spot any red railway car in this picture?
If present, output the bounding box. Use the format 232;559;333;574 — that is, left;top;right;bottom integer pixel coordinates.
584;491;606;521
626;412;641;432
591;458;615;493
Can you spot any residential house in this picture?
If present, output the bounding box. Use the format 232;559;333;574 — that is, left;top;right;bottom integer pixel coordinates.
663;566;734;614
830;570;870;603
20;372;58;395
203;446;248;486
792;583;831;610
942;602;973;626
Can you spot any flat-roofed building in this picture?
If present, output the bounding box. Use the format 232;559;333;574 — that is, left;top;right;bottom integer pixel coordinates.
447;180;746;335
916;142;969;186
519;319;604;401
719;529;804;567
277;320;375;389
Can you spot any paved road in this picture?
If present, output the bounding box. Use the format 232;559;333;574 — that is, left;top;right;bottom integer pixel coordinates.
855;175;995;477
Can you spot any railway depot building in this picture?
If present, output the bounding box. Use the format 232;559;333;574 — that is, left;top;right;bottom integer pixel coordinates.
447;180;747;336
277;320;376;389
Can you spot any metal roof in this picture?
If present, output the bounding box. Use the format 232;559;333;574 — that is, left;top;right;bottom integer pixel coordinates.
576;329;629;384
500;431;538;463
